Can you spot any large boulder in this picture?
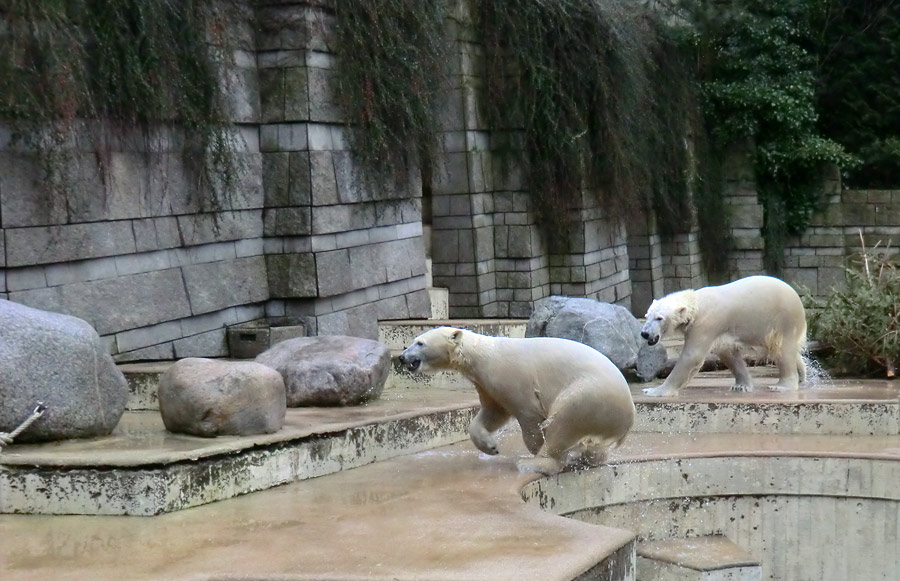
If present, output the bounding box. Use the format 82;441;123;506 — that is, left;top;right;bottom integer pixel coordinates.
0;300;128;443
526;296;667;381
158;358;286;437
255;336;390;406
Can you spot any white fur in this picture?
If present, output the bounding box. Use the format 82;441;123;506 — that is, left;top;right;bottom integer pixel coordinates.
400;327;635;475
641;275;807;397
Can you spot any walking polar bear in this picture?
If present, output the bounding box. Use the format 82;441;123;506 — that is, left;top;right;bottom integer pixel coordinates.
640;275;807;397
399;327;635;475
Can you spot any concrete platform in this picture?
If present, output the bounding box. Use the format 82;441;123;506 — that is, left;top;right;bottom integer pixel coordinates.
0;387;479;516
3;359;900;580
0;430;635;581
3;416;900;580
634;368;900;435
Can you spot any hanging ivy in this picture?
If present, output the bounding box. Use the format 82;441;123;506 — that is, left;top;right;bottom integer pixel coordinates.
332;0;449;181
476;0;698;243
0;0;240;202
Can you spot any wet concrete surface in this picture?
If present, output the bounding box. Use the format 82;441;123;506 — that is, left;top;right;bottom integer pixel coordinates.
0;386;480;467
0;430;632;581
2;371;899;580
633;367;900;403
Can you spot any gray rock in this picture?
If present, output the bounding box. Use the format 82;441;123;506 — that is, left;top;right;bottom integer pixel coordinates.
158;358;286;437
0;300;128;443
526;296;666;382
255;336;390;406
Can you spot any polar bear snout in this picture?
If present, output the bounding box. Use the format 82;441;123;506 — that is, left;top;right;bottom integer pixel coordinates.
640;321;661;346
398;349;422;372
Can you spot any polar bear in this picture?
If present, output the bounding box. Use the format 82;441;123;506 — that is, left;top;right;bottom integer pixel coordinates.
399;327;635;475
640;275;807;397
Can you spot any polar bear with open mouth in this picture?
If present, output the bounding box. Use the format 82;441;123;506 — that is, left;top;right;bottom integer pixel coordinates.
399;327;635;475
640;275;807;397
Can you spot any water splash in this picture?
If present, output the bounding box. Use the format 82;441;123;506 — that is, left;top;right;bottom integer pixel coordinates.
802;354;832;388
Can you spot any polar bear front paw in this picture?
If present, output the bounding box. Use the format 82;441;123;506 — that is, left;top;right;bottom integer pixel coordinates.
729;382;753;392
642;384;679;397
470;436;499;455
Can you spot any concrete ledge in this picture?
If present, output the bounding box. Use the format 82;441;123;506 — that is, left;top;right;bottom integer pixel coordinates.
378;318;528;352
637;535;761;581
0;389;478;516
633;370;900;435
0;432;636;581
120;362;169;410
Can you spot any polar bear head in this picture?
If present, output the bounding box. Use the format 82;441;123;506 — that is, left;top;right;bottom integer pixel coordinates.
398;327;466;373
640;290;698;346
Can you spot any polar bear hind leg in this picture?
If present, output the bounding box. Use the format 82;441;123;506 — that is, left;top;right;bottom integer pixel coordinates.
716;342;754;392
770;335;804;392
517;382;619;476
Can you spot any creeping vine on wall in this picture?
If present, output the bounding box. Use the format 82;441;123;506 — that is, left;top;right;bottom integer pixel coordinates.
333;0;449;182
0;0;239;202
671;0;857;273
476;0;699;247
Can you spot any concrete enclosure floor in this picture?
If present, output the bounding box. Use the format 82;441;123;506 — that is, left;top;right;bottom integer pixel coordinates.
1;372;898;581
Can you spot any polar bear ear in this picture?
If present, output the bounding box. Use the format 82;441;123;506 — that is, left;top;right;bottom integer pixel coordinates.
675;304;693;325
449;329;463;344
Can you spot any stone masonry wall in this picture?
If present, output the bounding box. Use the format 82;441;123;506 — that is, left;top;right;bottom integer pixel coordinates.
784;185;900;300
0;1;266;362
4;0;895;357
0;0;430;361
430;2;631;318
255;0;429;338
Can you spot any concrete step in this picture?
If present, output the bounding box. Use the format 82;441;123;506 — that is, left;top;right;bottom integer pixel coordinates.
121;362;169;411
0;388;478;516
427;287;448;320
378;318;528;352
637;535;761;581
633;370;900;436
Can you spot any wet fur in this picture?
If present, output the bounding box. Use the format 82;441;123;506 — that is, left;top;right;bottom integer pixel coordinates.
399;327;636;475
641;276;807;397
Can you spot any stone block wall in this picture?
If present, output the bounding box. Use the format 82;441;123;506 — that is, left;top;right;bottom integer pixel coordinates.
0;0;429;361
550;197;631;309
430;2;631;318
255;0;429;338
627;214;665;316
784;185;900;300
6;0;895;357
0;1;267;362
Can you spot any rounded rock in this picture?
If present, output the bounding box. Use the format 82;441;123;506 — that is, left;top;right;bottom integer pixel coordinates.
255;336;390;406
526;296;667;382
158;358;286;437
0;300;128;443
